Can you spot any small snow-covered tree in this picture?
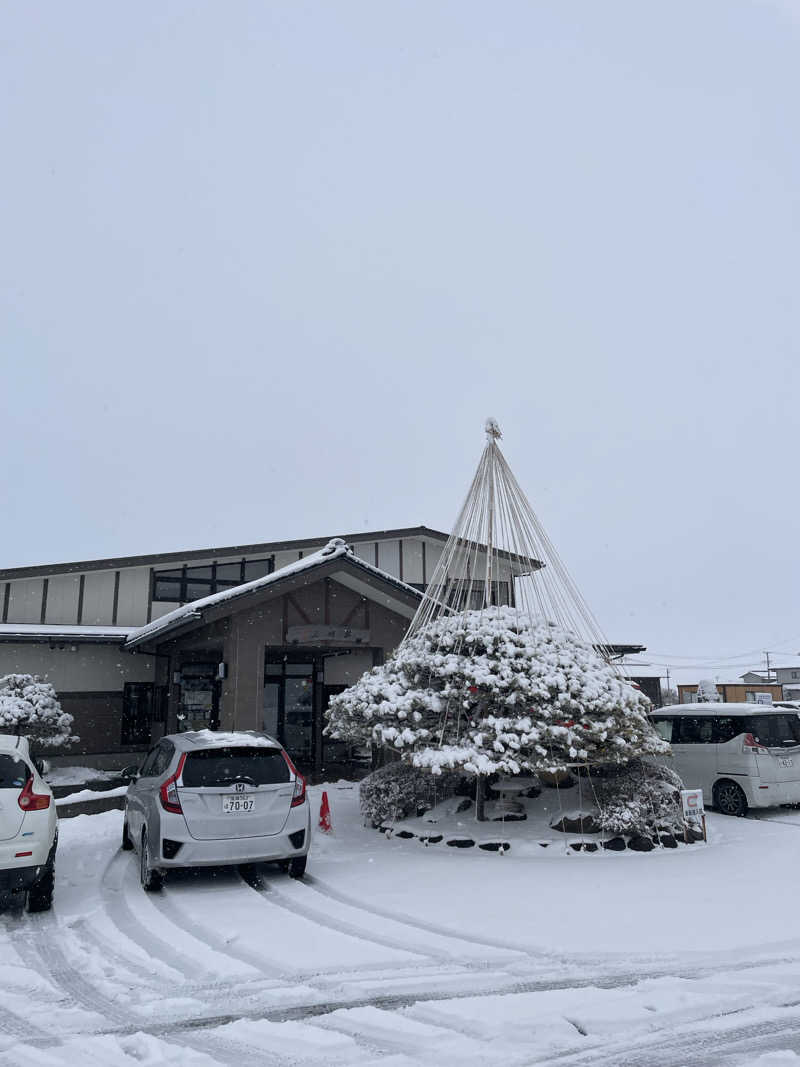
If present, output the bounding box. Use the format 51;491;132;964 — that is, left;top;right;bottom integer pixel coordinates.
0;674;75;747
695;679;721;703
326;607;668;778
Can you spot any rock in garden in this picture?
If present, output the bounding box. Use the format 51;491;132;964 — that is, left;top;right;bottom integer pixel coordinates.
601;837;626;851
550;813;600;834
627;835;655;852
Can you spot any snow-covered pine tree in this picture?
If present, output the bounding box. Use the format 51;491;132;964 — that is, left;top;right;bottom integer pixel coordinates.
695;679;721;703
326;607;667;777
0;674;75;747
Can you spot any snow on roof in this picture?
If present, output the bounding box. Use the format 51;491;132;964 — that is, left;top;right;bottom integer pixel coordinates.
175;729;282;750
659;702;785;715
126;538;423;648
0;623;134;641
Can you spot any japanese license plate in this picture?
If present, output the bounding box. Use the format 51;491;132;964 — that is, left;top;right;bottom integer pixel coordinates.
780;758;794;768
222;795;255;813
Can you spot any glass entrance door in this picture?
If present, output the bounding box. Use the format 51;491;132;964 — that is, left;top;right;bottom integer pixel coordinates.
283;674;314;762
263;660;315;764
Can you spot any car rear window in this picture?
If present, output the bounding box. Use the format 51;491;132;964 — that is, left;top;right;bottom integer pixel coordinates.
0;754;30;789
181;746;291;787
748;715;800;748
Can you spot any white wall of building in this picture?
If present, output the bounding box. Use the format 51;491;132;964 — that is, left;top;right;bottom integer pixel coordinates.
6;578;45;624
116;567;150;626
44;574;81;624
0;642;154;690
81;571;116;625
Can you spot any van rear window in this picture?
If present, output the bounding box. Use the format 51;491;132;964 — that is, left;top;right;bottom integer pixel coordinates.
0;754;29;789
181;746;291;788
748;715;800;748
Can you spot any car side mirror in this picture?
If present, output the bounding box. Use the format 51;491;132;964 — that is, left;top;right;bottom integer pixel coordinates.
33;757;50;776
120;764;139;783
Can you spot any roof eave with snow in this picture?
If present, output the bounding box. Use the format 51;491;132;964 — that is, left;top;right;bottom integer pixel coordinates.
124;539;423;651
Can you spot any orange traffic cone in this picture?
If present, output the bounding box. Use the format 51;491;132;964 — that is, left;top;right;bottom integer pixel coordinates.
318;790;332;833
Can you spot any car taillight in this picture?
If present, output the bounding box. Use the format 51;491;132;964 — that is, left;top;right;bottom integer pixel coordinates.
18;777;51;811
743;733;768;754
159;753;186;814
282;751;307;808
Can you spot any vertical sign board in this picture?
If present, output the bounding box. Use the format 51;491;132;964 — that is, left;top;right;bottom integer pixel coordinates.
681;788;707;843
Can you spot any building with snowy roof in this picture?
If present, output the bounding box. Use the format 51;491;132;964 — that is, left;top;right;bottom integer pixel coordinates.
0;528;536;772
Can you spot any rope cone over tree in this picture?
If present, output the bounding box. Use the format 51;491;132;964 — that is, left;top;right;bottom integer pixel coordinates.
326;420;669;821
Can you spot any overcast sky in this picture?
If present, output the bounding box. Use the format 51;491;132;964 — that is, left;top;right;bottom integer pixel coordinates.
2;2;798;683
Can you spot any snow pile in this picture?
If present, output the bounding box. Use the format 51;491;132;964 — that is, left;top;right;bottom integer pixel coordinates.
0;673;76;747
327;608;665;777
45;765;117;786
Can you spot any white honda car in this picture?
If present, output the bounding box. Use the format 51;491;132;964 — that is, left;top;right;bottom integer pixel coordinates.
0;735;57;911
122;730;311;891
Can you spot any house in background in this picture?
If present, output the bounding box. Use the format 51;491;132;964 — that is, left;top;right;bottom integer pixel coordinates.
741;668;800;703
678;681;783;704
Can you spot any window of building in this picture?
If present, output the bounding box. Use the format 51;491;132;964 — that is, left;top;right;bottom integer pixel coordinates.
152;557;274;603
441;579;511;610
122;683;154;746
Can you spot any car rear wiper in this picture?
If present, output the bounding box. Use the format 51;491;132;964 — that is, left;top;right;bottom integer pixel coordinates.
215;775;256;786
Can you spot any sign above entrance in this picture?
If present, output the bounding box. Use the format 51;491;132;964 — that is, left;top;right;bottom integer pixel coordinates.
286;625;370;646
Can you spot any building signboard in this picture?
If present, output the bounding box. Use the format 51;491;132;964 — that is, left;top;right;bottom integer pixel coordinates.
286;625;370;646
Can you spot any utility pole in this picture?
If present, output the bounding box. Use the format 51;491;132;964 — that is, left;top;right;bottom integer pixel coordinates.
765;651;772;684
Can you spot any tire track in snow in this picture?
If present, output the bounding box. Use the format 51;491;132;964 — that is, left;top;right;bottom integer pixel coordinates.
12;912;131;1028
146;872;289;980
243;868;451;964
102;851;256;985
303;873;565;961
0;1002;53;1048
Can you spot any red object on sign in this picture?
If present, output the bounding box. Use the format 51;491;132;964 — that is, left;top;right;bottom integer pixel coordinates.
319;790;332;833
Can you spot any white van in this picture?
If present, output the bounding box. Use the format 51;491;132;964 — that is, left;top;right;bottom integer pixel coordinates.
651;703;800;816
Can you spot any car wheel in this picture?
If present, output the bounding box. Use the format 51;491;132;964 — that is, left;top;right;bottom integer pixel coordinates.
121;816;133;851
140;831;163;892
25;861;54;913
287;855;307;879
714;779;748;817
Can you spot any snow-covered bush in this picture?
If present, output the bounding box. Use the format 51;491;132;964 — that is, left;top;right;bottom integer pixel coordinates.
594;760;684;837
695;679;721;703
0;674;76;747
327;607;667;778
359;761;464;827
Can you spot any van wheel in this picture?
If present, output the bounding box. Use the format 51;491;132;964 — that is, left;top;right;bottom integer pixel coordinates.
140;831;163;892
714;780;748;817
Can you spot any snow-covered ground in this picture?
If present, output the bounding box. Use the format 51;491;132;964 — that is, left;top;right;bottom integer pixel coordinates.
45;766;118;787
3;783;800;1065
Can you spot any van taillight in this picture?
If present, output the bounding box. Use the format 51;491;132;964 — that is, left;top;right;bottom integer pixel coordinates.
743;733;768;754
282;751;307;807
159;753;186;814
18;778;50;811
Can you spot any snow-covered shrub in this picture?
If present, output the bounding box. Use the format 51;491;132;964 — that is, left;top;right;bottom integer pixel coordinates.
359;761;463;827
695;679;721;703
327;607;666;778
594;760;684;837
0;674;76;747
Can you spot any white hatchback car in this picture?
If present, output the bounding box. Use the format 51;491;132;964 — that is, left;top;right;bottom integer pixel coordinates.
0;735;57;911
122;730;311;891
651;703;800;816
